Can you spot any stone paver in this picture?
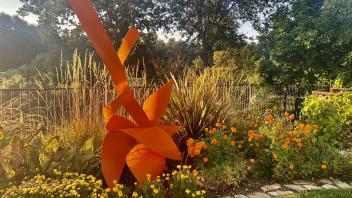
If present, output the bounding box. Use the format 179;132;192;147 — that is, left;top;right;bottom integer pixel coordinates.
302;184;321;191
321;184;338;190
247;192;271;198
261;183;281;192
334;181;352;189
293;180;316;185
268;190;295;197
234;194;248;198
283;184;307;192
319;179;333;185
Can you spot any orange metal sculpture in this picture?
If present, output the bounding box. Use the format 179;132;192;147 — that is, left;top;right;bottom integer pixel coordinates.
68;0;181;189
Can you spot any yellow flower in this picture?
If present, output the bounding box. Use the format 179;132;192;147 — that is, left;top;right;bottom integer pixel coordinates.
177;165;182;169
196;191;201;195
231;127;237;133
237;144;243;149
246;165;251;171
185;189;191;194
223;135;228;140
222;125;227;129
249;158;255;163
153;188;159;194
289;164;295;170
321;164;327;170
132;192;139;197
150;184;155;189
192;170;199;176
272;153;278;159
231;141;236;146
201;190;206;194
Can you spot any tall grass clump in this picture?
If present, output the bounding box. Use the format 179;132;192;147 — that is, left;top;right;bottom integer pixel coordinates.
166;69;232;141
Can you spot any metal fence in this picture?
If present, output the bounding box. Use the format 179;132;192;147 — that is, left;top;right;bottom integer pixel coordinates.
0;84;330;133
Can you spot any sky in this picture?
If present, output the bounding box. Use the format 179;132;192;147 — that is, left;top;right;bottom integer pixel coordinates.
0;0;258;41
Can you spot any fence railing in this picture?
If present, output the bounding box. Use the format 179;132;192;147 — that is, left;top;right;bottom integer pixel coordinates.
0;84;330;133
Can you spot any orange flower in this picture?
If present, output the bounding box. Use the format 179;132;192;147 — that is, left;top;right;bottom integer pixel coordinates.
264;114;273;122
215;122;222;128
230;127;237;133
222;125;227;129
186;138;194;147
194;148;201;156
211;139;218;145
284;111;290;117
223;134;228;141
282;140;290;150
203;157;208;163
195;142;203;150
298;123;305;130
320;163;327;170
265;109;271;112
204;128;209;133
289;114;295;121
201;142;208;150
292;138;302;143
288;131;297;136
237;144;243;149
297;142;303;147
231;141;236;146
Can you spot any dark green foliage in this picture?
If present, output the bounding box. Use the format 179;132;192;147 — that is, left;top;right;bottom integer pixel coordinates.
259;0;352;84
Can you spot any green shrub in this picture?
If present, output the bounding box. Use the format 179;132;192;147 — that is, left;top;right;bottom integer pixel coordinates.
301;95;343;145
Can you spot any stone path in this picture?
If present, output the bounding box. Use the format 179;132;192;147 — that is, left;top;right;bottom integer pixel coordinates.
224;179;352;197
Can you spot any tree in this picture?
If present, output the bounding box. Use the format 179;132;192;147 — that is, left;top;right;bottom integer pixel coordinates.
17;0;163;47
0;13;46;71
158;0;286;67
258;0;352;84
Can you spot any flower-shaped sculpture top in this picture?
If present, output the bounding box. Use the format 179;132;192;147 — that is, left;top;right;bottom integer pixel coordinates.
68;0;181;189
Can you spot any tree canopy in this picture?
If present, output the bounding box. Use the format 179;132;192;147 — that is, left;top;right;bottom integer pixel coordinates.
259;0;352;84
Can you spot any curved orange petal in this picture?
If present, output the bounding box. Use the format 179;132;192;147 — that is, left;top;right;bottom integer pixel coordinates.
106;115;136;131
101;131;135;189
68;0;127;88
157;125;181;136
117;28;140;64
103;82;129;125
126;144;165;183
121;126;181;160
143;80;173;121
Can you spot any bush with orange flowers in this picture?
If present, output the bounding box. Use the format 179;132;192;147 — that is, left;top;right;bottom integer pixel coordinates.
258;110;344;180
186;127;247;191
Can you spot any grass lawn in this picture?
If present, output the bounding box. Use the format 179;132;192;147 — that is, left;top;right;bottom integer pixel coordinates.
281;189;352;198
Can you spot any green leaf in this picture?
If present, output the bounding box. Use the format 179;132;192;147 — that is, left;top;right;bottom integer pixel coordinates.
39;153;50;171
45;137;60;153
